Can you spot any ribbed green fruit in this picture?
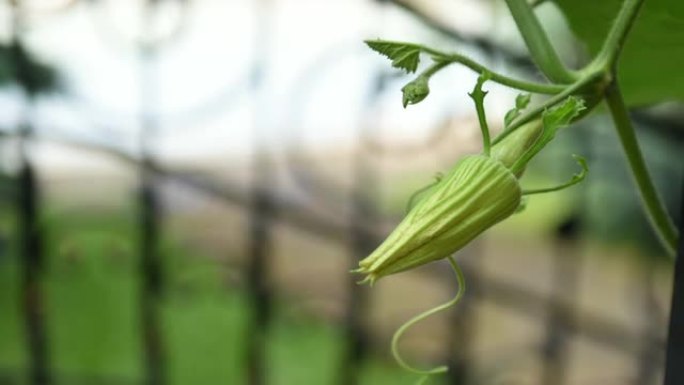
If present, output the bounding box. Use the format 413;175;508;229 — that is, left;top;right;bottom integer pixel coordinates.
357;155;521;284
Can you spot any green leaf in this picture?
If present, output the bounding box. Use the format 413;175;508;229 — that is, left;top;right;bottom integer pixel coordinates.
365;40;422;74
541;96;585;135
553;0;684;105
504;93;531;128
510;96;586;172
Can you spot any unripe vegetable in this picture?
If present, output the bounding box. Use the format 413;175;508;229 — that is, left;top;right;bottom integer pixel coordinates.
357;155;521;284
356;96;585;284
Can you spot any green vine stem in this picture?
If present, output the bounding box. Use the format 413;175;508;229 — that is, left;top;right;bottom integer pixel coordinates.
604;81;678;256
492;73;598;145
391;255;466;384
420;60;449;78
504;0;576;83
434;52;565;95
365;40;565;95
416;46;565;95
594;0;647;70
469;73;492;155
596;0;678;256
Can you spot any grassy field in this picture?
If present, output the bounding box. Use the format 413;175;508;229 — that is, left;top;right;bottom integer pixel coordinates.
0;207;414;385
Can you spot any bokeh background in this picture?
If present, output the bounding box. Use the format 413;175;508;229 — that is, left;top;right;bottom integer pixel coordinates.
0;0;683;384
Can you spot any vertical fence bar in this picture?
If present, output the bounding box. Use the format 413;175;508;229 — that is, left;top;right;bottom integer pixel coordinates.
539;217;582;385
338;68;387;385
663;170;684;385
18;125;49;385
138;163;165;385
339;138;372;385
10;1;50;383
338;3;389;383
246;1;273;383
245;183;272;385
137;2;166;384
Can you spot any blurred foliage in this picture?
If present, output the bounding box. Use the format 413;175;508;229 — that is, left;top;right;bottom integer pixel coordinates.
0;172;15;199
554;0;684;105
531;115;683;258
0;42;58;96
584;121;683;257
522;0;684;255
0;208;414;385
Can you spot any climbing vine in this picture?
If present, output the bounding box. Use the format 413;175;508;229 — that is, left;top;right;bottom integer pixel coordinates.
358;0;679;383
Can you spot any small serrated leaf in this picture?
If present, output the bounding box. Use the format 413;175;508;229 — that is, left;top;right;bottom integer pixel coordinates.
504;93;531;128
542;96;585;132
533;96;586;157
365;40;422;74
516;93;531;109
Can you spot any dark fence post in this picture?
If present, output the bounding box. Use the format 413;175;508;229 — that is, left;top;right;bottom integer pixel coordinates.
138;163;165;385
338;3;394;381
246;1;273;383
339;151;373;385
11;1;50;382
137;3;166;384
663;172;684;385
246;184;273;385
338;70;388;385
18;126;50;385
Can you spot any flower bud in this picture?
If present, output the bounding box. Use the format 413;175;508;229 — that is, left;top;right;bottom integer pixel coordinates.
491;119;543;175
357;155;521;284
401;76;430;108
493;96;585;175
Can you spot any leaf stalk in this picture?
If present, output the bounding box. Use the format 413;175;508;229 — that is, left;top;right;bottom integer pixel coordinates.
604;81;678;256
594;0;647;71
504;0;577;83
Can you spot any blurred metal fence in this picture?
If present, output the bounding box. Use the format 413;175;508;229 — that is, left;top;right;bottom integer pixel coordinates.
1;0;680;385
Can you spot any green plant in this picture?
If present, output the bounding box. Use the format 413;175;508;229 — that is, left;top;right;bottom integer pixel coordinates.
360;0;680;382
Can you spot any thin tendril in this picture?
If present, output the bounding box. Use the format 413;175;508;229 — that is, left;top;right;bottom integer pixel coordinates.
522;154;588;196
391;255;466;384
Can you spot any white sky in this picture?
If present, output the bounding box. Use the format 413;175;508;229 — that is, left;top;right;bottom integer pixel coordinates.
0;0;563;171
